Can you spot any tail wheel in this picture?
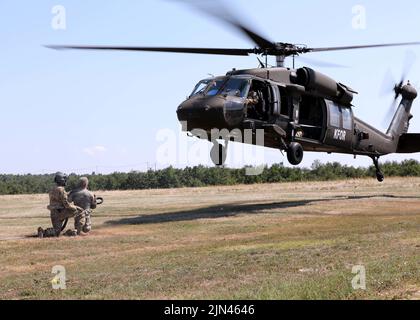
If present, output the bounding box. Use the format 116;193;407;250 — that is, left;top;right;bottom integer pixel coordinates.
372;156;385;183
287;142;304;166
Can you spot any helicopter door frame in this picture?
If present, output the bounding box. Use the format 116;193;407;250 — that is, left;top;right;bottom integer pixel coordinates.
248;79;271;121
295;95;327;142
269;84;280;116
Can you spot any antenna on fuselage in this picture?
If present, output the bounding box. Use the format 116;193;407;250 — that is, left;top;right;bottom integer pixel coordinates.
257;57;265;68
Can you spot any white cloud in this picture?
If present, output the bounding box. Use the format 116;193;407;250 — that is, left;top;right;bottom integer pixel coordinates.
83;145;107;156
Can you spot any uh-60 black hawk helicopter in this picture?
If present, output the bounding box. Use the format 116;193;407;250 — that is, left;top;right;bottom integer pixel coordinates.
48;1;420;182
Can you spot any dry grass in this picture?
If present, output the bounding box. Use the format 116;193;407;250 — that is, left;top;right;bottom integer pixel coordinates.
0;178;419;300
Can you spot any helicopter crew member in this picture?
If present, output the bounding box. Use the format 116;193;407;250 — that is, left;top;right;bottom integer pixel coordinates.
68;177;97;235
37;172;84;238
256;90;267;119
245;90;260;118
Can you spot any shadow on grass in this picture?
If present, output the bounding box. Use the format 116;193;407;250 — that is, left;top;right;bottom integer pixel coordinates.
105;194;419;226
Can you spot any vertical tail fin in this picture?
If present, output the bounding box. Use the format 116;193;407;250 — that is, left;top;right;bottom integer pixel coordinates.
386;83;417;140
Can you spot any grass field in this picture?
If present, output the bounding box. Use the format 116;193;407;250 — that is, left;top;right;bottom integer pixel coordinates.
0;178;419;300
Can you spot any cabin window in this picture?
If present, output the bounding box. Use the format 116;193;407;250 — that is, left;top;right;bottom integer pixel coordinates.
329;102;341;127
342;107;353;130
328;101;353;130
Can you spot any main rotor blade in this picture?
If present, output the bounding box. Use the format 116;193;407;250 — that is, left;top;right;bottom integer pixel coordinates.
379;51;417;97
175;0;275;50
46;45;254;56
379;69;396;97
296;56;348;68
308;42;420;53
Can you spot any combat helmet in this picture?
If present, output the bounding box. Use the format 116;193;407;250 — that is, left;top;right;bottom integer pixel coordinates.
54;172;68;186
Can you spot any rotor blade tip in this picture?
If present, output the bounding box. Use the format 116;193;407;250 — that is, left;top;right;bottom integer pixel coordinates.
44;45;63;50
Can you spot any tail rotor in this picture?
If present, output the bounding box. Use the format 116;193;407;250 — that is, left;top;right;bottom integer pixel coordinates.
380;51;417;128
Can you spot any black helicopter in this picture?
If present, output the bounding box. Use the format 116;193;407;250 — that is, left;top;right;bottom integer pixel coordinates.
48;1;420;182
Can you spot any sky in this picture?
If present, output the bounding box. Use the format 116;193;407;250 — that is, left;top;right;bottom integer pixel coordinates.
1;0;420;174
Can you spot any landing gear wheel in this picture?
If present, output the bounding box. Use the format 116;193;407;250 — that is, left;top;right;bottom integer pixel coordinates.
376;171;384;183
210;141;227;166
372;156;385;183
287;142;304;166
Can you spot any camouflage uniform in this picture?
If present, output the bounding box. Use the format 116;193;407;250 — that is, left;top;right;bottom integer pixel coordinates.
47;185;84;237
38;172;84;238
245;91;260;118
246;91;259;106
68;178;97;234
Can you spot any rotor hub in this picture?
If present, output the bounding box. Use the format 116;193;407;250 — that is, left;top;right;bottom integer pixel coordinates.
401;82;418;100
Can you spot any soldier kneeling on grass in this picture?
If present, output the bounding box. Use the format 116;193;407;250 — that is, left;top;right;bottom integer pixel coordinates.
68;177;97;235
37;172;85;238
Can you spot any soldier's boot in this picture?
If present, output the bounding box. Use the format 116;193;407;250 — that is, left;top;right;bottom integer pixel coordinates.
75;221;83;235
83;215;92;234
37;227;44;238
82;224;91;233
64;229;78;237
39;227;58;238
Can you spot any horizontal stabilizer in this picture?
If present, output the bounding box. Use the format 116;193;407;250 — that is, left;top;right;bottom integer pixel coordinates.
397;133;420;153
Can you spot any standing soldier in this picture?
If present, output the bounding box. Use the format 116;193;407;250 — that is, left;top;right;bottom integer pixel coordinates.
68;177;97;235
37;172;84;238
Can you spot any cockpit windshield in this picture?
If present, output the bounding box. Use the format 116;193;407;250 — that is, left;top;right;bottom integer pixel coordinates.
189;79;225;97
189;77;250;98
190;80;211;97
220;78;250;98
206;79;226;96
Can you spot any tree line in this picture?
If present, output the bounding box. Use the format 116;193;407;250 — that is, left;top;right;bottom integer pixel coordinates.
1;160;420;195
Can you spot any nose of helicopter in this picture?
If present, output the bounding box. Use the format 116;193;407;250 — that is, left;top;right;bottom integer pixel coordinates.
177;95;243;131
